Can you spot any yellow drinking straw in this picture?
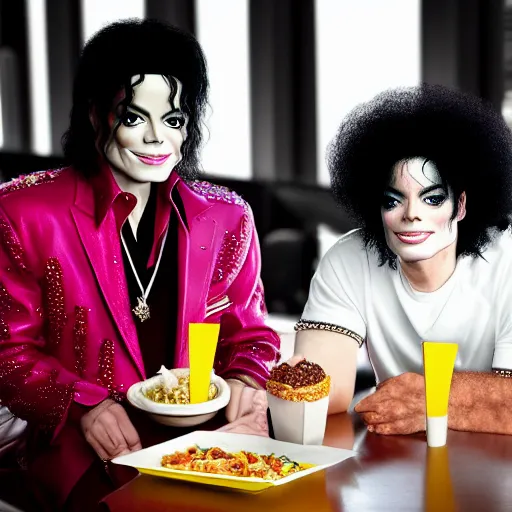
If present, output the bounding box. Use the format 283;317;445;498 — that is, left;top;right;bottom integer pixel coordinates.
189;323;221;404
422;342;458;447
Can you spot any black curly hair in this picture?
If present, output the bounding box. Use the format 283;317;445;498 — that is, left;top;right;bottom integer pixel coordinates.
62;18;209;179
328;83;512;268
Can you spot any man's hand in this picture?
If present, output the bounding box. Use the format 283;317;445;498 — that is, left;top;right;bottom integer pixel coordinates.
81;399;142;460
220;356;306;436
287;355;305;366
219;385;268;436
225;379;249;423
354;372;425;435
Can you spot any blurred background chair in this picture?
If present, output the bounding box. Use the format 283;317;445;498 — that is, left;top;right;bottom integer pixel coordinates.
261;228;316;316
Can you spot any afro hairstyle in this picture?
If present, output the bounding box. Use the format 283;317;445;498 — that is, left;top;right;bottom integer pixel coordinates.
62;18;208;179
328;83;512;268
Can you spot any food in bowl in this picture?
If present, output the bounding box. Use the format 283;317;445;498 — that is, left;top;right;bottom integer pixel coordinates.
144;375;218;405
161;445;313;480
143;366;218;405
127;368;231;427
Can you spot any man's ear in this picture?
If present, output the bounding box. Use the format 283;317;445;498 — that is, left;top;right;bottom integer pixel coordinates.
457;192;467;221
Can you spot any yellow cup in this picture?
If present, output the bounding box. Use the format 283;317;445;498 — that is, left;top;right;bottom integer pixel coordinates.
422;341;458;447
189;323;220;404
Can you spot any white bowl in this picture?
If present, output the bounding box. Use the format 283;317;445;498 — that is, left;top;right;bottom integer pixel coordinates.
127;368;231;427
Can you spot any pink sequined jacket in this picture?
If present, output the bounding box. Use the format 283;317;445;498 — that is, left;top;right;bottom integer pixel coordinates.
0;166;280;505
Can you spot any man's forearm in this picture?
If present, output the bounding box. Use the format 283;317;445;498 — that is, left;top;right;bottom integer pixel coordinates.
448;371;512;434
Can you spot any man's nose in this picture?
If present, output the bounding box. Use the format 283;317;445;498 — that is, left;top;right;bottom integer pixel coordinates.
403;200;421;222
144;122;163;144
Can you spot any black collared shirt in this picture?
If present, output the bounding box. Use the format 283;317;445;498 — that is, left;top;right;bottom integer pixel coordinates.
121;183;178;377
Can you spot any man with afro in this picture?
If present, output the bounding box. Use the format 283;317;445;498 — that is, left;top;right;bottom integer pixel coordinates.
294;84;512;436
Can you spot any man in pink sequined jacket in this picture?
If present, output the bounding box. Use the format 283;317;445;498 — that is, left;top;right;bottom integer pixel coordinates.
0;20;279;510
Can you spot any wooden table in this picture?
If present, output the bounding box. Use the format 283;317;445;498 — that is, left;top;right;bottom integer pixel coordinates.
102;413;512;511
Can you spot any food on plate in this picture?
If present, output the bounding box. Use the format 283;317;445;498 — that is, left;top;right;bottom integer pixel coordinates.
144;366;218;405
266;359;331;402
161;445;312;480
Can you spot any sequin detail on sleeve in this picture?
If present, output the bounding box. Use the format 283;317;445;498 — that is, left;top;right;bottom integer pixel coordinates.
36;369;75;432
0;364;74;433
212;211;252;286
97;339;121;400
0;283;12;341
43;258;67;350
0;216;28;271
0;169;62;195
186;180;246;206
73;306;89;377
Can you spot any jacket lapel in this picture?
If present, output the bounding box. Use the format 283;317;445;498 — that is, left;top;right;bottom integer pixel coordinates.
70;173;220;374
71;181;144;379
174;183;218;367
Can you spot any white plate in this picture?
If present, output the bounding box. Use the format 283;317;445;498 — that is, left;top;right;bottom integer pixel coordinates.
112;430;356;492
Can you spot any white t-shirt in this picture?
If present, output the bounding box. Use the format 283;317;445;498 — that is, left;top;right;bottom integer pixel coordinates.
301;229;512;383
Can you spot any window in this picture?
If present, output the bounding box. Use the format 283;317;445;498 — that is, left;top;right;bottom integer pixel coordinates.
80;0;145;43
315;0;421;186
26;0;51;155
503;0;512;125
195;0;252;180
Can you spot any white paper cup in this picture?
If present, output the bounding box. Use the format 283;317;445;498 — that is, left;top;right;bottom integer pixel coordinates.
267;392;329;445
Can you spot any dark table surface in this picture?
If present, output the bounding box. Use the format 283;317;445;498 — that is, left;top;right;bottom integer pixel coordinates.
102;412;512;511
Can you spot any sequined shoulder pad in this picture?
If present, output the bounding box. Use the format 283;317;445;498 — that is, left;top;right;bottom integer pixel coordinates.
0;169;63;196
211;206;253;286
185;180;246;207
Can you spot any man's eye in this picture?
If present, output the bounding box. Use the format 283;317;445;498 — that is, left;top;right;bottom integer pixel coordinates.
382;197;399;210
165;116;186;129
121;112;143;127
424;195;446;206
